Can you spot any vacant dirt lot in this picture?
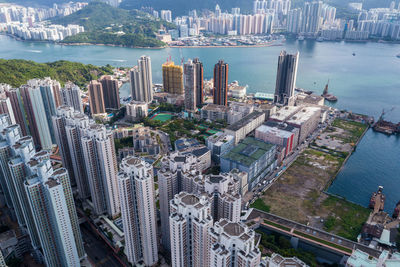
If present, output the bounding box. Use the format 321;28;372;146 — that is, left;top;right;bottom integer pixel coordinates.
260;148;369;240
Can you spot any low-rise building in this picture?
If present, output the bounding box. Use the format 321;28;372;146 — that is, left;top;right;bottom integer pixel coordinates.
228;84;247;98
264;121;300;148
269;105;301;123
346;250;400;267
229;101;254;116
220;137;277;189
126;100;148;122
175;138;200;152
257;103;277;119
201;104;231;122
260;253;307;267
286;106;321;143
201;103;254;125
255;124;296;157
295;93;325;106
181;145;211;172
206;132;234;164
115;127;160;157
224;111;266;145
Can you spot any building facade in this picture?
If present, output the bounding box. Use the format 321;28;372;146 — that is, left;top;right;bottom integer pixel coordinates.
169;192;213;267
274;51;299;106
220;137;277;190
118;156;158;266
99;75;120;110
213;60;229;106
130;55;153;103
162;61;184;95
60;82;83;113
184;59;197;112
208;219;261;267
81;124;120;218
88;80;106;115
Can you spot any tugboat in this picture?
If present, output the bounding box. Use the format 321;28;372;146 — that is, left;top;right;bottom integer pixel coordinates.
393;201;400;219
321;80;338;102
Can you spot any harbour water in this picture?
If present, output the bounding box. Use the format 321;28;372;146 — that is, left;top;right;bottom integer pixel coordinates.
1;35;399;211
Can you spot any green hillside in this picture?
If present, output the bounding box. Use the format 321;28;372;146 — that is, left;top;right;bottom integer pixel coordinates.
51;1;173;47
0;59;113;87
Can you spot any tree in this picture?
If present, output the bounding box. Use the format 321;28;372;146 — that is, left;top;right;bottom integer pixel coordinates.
107;231;114;241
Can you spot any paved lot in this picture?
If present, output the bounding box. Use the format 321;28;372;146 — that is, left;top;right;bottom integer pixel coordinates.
81;222;122;267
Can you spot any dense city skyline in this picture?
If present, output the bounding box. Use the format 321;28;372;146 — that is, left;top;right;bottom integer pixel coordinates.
0;0;399;266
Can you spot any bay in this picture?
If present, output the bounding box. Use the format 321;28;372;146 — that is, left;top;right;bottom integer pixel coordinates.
1;34;399;211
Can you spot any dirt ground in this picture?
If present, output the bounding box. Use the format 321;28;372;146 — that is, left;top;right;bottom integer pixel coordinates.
261;148;370;240
263;149;341;224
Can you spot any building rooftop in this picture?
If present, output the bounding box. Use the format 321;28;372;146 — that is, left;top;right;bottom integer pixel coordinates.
207;132;234;146
256;124;293;138
223;222;245;236
45;178;59;188
270;106;300;122
226;111;264;132
265;253;307;267
175;138;200;152
181;194;200;206
287;106;321;125
189;147;210;158
296;93;324;105
221;137;275;167
264;120;297;132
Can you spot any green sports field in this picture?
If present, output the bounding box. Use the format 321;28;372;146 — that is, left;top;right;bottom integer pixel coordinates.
150;113;173;122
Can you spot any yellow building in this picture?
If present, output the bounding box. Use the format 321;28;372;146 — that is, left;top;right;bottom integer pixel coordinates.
162;61;184;94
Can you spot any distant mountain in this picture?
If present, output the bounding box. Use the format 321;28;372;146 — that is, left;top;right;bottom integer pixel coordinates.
51;1;173;47
119;0;254;16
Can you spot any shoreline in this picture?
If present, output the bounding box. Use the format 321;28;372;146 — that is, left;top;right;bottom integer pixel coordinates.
3;32;400;49
323;123;370;192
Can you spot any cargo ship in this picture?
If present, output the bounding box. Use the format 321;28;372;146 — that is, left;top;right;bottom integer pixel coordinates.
369;186;385;212
321;80;338;102
393;201;400;219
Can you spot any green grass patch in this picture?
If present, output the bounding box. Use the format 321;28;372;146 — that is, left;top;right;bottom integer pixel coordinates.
263;219;291;232
251;199;271;213
294;230;353;254
151;113;173;122
331;118;368;143
322;196;370;241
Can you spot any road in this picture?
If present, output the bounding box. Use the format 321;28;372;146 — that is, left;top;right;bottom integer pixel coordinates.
80;222;123;267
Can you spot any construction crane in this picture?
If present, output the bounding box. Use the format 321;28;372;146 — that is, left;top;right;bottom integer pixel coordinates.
378;107;395;122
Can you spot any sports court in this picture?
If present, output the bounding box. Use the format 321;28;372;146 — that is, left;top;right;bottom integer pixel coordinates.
150;113;173;122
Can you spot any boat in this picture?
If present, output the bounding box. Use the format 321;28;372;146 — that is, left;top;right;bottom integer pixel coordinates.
396;54;400;58
369;186;385;211
352;52;356;56
295;88;313;95
316;36;324;42
321;80;338;102
297;35;305;41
